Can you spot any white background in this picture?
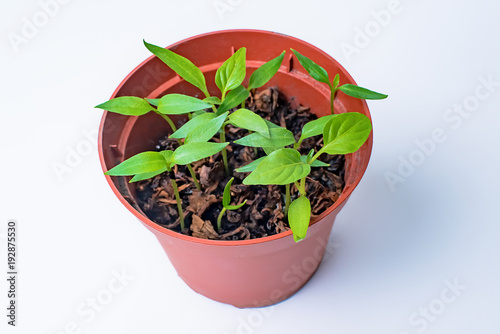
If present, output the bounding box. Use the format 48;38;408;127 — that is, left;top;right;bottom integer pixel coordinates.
1;0;499;333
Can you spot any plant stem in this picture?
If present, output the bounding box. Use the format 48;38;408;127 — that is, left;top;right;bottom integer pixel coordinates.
300;177;306;196
293;180;306;196
217;207;226;232
202;89;211;99
241;100;245;108
293;139;303;150
330;88;335;115
284;183;291;218
154;110;177;132
156;110;201;190
170;175;185;230
309;148;324;165
186;164;201;191
220;127;230;175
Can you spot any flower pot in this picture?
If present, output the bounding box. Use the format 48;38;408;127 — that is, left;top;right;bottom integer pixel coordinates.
98;29;373;308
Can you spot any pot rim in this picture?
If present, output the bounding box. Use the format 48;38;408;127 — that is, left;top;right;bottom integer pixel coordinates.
98;29;372;247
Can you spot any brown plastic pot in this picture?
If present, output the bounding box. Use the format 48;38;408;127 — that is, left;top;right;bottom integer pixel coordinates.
98;29;372;308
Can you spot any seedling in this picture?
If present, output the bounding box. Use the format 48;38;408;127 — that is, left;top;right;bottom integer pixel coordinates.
235;112;372;241
236;51;387;242
95;94;213;190
217;178;247;232
96;94;231;230
144;41;285;174
96;41;285;234
291;49;387;114
242;50;285;107
103;141;229;230
97;41;284;183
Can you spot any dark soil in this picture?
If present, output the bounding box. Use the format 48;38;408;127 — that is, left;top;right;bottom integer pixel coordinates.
135;88;345;240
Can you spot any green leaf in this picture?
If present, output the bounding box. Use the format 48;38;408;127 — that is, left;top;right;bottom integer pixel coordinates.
291;49;330;86
159;150;175;166
242;148;310;185
95;97;153;116
222;177;234;207
215;47;246;96
299;115;334;142
105;151;167;176
235;156;266;173
228;108;269;137
222;177;247;210
185;112;228;144
146;98;160;107
338;84;388;100
311;160;329;167
300;155;329;167
248;51;285;90
203;96;222;105
193;110;208;117
264;119;281;129
321;112;372;155
306;149;314;162
130;167;167;182
143;40;208;95
157;94;212;115
226;201;247;211
332;74;340;88
234;127;295;148
217;85;249;115
170;113;216;139
173;142;229;165
288;196;311;242
263;147;279;155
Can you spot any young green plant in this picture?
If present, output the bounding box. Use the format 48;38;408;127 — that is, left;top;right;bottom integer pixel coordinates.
144;40;285;174
143;40;232;173
103;140;229;231
242;50;285;107
97;41;285;197
236;112;372;241
291;49;388;114
213;48;285;113
217;177;247;232
213;49;284;158
236;51;387;242
95;94;214;190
